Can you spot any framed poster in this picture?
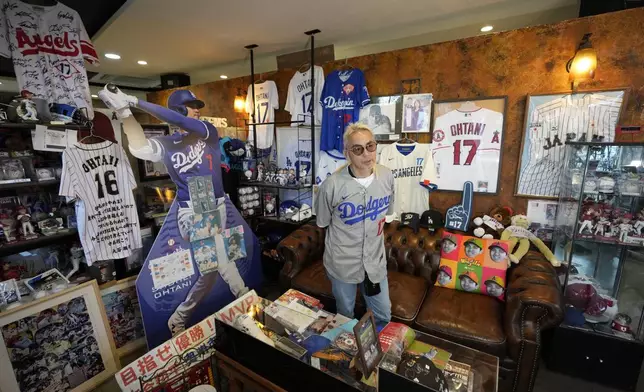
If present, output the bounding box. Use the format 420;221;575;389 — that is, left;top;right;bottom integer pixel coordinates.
430;96;507;193
100;277;146;357
359;95;402;141
402;93;433;133
0;280;119;392
139;124;171;182
515;88;628;198
353;311;383;378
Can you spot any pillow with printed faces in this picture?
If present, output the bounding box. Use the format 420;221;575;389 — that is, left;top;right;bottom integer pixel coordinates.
435;232;510;300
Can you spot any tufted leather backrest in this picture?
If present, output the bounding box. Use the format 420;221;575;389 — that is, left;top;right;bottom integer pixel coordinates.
383;221;442;284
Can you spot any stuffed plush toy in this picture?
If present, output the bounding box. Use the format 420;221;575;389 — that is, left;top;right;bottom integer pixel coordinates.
500;214;561;267
472;206;513;239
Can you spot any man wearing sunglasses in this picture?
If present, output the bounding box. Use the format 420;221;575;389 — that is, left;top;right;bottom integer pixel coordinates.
315;123;395;325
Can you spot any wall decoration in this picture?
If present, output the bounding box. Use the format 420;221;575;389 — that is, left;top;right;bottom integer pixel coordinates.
401;78;421;94
138;125;170;181
359;95;402;140
100;277;146;357
515;89;627;198
402;93;433;133
430;97;506;193
0;281;119;392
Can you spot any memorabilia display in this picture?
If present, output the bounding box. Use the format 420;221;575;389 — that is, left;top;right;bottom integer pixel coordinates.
237;186;261;217
262;190;277;217
0;279;21;310
431;97;506;193
445;181;474;232
285;65;325;126
402;93;433;133
359;95;402;140
353;311;383;378
0;281;119;392
188;175;217;214
16;205;37;239
100;277;145;356
515;89;626;198
0;159;30;184
25;268;69;295
246;80;279;149
139;125;171;180
526;199;558;242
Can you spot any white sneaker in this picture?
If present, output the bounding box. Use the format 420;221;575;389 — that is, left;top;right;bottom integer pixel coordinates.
98;83;137;118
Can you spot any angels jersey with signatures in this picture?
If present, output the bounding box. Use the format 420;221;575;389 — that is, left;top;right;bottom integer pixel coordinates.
431;108;503;193
246;81;279;149
378;142;437;215
0;0;99;118
285;65;325;126
60;141;141;264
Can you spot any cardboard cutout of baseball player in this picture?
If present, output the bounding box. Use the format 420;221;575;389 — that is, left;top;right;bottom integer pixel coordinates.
99;84;262;349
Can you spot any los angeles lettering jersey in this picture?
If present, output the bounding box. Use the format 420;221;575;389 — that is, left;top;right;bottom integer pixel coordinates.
517;94;623;197
0;0;99;119
285;66;325;126
379;143;437;215
319;69;370;152
246;81;279;149
60;141;141;264
431;108;503;193
316;150;346;185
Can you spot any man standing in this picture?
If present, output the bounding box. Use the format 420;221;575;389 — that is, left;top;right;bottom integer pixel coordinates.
315;123;394;325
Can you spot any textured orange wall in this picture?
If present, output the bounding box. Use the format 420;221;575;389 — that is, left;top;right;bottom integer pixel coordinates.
147;8;644;215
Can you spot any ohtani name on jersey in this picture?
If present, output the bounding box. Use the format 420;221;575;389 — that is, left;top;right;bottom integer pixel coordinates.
15;29;80;57
255;92;269;100
392;166;422;179
451;122;486;136
82;155;119;172
338;195;391;225
323;96;356;111
172;139;206;174
296;80;312;93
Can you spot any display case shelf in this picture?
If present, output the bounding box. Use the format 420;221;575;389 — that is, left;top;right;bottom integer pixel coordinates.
0;229;78;257
0;122;89;130
0;179;60;191
240;181;313;190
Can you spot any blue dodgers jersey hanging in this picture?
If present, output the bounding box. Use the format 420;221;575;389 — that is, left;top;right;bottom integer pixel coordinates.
445;181;473;232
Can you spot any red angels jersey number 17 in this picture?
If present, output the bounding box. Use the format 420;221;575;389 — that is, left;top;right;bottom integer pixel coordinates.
430;108;503;193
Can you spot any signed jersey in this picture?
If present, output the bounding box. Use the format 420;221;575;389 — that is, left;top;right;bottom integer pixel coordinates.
378;143;437;216
0;0;99;118
319;69;370;152
316;150;346;185
246;81;279;149
285;66;325;126
431;108;503;193
60;141;141;264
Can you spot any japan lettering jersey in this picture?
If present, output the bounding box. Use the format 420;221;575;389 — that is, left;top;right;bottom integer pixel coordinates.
431;108;503;193
316;150;346;185
60;141;141;264
0;1;99;119
320;69;370;152
285;66;325;126
379;143;436;215
517;94;623;197
246;81;279;149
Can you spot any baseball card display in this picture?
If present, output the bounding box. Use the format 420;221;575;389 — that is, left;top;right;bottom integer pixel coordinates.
188;175;217;214
402;93;433;133
516;90;626;198
378;142;437;215
246;80;279;149
0;1;99;119
285;65;325;126
224;226;247;261
430;97;506;193
59;140;142;264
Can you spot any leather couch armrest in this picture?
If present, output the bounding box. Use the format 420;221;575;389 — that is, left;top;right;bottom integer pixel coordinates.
277;224;326;289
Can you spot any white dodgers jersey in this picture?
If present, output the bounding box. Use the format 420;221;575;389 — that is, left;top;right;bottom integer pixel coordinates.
60;141;142;264
246;81;279;149
0;0;99;119
431;108;503;193
316;150;346;185
379;142;437;216
285;66;325;126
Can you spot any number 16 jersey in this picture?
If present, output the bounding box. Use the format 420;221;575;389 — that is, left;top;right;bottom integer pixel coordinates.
60;141;141;264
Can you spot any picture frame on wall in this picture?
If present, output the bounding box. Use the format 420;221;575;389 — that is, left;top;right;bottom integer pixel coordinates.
100;276;146;357
359;95;403;141
0;281;120;392
515;88;628;198
402;93;433;133
430;96;507;194
139;124;171;182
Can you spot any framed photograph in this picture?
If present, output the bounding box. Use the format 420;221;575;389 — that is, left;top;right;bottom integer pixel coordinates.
138;124;171;182
515;88;628;198
401;78;421;94
430;96;507;193
353;311;383;378
402;93;433;133
359;95;402;141
0;280;120;392
100;277;145;357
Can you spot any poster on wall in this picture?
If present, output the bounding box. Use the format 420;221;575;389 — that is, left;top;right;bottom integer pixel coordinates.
0;281;119;392
402;93;433;133
515;89;627;198
359;95;402;140
430;97;506;193
101;277;146;357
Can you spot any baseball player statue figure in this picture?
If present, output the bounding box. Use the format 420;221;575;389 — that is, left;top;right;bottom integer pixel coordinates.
99;84;262;346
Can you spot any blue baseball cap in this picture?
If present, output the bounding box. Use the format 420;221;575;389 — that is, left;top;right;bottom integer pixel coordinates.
167;89;204;109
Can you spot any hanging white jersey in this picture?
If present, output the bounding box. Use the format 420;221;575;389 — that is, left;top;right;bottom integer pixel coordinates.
60;141;142;264
285;66;325;126
246;81;279;149
0;0;99;119
316;149;346;185
378;142;436;215
431;108;503;193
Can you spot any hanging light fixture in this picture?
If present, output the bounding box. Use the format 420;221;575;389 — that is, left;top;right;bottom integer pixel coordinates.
566;33;597;90
234;88;246;112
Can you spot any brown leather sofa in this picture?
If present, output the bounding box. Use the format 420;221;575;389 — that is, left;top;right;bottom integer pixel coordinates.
277;221;563;392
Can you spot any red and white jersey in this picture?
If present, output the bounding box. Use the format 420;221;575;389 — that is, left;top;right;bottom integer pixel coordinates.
430;108;503;192
246;81;279;149
0;0;99;118
285;66;325;126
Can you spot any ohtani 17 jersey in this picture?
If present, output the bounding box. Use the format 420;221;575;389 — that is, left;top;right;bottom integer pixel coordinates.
285;66;325;126
431;108;503;193
378;143;436;215
246;81;279;149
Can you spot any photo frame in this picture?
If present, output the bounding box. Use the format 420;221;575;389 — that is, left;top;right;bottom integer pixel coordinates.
401;78;421;94
515;88;628;198
353;310;383;378
0;280;120;392
359;95;403;141
138;124;171;182
430;96;507;193
100;276;146;357
402;93;433;133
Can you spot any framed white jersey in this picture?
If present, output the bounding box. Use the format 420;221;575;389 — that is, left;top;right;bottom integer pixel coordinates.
430;98;506;194
285;65;325;126
246;81;279;149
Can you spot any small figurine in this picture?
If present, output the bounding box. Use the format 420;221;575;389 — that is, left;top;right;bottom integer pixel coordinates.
256;162;265;182
618;217;633;243
594;215;611;237
633;210;644;236
287;169;296;185
299;167;309;185
0;216;17;243
578;207;596;235
16;206;37;239
278;169;288;186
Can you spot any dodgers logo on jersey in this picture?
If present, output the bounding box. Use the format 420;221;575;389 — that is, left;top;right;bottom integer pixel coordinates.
323;96;356;111
338;195;391;225
172;139;206;174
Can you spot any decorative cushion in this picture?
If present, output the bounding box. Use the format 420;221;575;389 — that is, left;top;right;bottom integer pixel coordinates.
435;232;510;300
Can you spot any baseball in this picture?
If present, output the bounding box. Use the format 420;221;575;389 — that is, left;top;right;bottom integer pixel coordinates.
266;203;275;213
247;208;255;215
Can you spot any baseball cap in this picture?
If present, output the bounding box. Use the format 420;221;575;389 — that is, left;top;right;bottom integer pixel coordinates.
168;90;205;110
420;210;444;233
464;238;483;249
459;270;479;284
399;212;420;233
489;241;506;251
438;265;453;278
485;276;504;287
